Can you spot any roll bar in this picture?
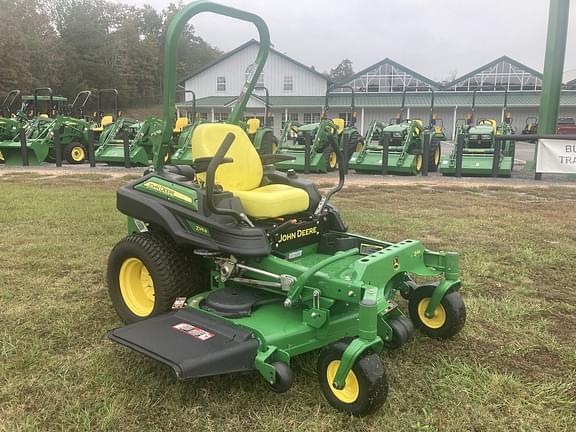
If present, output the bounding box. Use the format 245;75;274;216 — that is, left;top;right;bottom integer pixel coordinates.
33;88;54;117
1;90;20;116
254;86;271;127
156;0;270;172
69;90;93;118
97;89;119;122
323;85;356;126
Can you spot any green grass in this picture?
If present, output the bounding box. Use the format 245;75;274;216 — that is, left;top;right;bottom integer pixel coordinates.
1;174;575;431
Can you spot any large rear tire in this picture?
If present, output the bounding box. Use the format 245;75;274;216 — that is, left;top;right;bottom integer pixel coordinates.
428;142;441;172
107;232;207;324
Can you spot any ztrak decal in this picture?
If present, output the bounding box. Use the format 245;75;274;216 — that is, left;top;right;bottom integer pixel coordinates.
143;181;192;203
135;177;198;210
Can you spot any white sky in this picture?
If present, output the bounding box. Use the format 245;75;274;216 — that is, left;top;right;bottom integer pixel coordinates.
118;0;576;82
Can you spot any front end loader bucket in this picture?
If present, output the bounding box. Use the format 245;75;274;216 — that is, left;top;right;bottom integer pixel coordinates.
95;142;149;166
440;154;513;177
349;151;421;175
0;138;48;166
275;151;327;173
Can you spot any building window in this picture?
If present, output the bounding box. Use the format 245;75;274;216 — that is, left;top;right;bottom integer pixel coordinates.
245;65;264;87
215;112;228;122
216;76;226;92
288;112;299;122
198;112;208;121
339;112;353;124
284;76;293;91
303;112;321;124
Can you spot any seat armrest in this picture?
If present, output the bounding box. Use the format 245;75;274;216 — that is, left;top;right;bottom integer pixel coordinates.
259;154;295;165
193;156;233;173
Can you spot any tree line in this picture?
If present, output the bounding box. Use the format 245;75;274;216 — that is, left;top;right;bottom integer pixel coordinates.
0;0;221;107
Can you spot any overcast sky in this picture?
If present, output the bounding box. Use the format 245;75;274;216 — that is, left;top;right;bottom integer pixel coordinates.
119;0;576;82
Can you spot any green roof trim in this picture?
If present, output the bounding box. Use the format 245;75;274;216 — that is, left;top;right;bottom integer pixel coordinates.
334;58;440;89
441;56;543;90
177;91;576;110
179;39;330;84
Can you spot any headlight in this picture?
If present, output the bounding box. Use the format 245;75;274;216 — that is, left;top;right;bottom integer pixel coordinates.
481;134;492;140
392;132;401;138
469;134;478;140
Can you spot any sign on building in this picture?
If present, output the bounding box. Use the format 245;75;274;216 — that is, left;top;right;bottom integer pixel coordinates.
536;139;576;174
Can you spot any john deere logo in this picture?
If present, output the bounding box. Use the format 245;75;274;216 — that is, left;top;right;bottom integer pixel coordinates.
278;226;317;243
143;181;192;203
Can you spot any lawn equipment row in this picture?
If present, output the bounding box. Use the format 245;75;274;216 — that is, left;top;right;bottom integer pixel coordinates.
105;0;466;417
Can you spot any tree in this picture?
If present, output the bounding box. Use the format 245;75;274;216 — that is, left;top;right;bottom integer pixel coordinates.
330;59;354;81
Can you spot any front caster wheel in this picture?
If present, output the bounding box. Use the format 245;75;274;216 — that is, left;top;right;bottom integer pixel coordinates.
266;362;294;393
408;285;466;339
317;341;388;417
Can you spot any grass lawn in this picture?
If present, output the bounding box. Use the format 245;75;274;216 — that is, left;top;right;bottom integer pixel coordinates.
1;172;575;431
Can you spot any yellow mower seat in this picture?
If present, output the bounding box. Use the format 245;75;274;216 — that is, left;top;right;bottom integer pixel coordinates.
173;117;189;133
191;123;309;219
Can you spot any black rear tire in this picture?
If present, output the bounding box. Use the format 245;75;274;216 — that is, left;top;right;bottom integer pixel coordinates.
107;232;206;324
258;130;278;155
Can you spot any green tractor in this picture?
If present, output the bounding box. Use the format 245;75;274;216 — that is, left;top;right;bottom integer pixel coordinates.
349;91;440;175
440;90;515;177
106;1;466;417
0;88;94;165
275;85;363;173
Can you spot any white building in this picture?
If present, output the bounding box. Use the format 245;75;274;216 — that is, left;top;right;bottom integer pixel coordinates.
178;41;576;139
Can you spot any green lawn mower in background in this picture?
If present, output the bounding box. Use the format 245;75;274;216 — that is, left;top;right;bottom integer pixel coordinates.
106;1;466;417
349;91;440;175
275;86;363;173
440;90;515;177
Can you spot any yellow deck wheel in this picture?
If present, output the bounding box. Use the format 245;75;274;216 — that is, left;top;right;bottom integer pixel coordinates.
119;257;155;317
326;360;360;404
417;298;447;329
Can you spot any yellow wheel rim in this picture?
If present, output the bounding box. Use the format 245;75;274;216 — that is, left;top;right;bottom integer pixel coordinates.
71;146;85;162
119;258;155;317
329;152;337;169
272;142;278;154
434;145;441;165
416;154;423;172
417;298;446;329
355;142;363;152
326;360;360;404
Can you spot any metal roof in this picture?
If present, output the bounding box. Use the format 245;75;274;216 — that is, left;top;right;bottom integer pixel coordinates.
177;91;576;109
178;40;330;84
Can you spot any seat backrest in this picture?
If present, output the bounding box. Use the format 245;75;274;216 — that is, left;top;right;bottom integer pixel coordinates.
332;118;345;134
191;123;263;191
101;115;113;127
247;118;260;134
478;119;497;132
174;117;189;132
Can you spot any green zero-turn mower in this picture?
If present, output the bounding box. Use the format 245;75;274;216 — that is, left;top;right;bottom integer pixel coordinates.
0;88;95;165
106;1;466;417
349;91;440;175
440;90;515;177
275;86;363;173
